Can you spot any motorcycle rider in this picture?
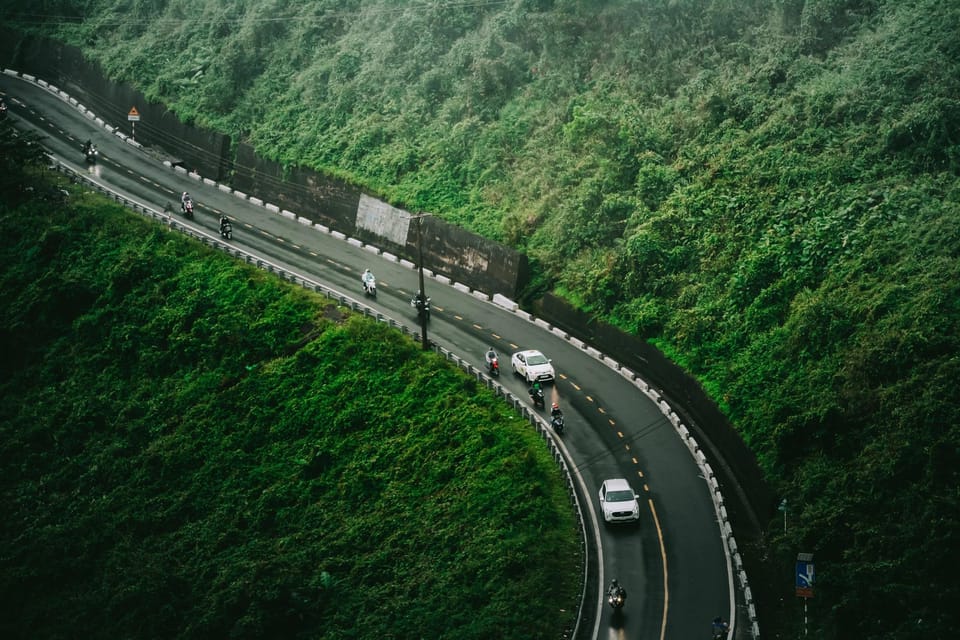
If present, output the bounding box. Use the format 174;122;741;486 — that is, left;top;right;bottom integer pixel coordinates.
528;381;544;406
181;191;191;210
485;347;498;369
219;215;230;234
711;617;729;638
414;290;429;315
551;402;562;419
608;579;626;606
550;402;564;433
82;138;92;153
362;268;376;293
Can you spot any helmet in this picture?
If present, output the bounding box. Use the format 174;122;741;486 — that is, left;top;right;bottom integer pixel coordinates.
611;579;619;587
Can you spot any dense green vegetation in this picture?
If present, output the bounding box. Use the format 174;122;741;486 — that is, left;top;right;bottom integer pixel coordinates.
0;164;581;638
2;0;959;636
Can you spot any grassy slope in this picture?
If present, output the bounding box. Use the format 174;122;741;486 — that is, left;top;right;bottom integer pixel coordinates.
0;184;581;640
2;0;960;636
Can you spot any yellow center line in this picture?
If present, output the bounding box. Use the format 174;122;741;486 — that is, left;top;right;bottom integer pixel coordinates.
647;498;669;640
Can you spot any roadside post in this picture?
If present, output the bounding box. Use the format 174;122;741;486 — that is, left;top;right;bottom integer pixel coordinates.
796;552;815;635
127;106;140;141
406;212;432;350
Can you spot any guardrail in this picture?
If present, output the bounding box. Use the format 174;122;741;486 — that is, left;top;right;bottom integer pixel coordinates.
49;159;591;640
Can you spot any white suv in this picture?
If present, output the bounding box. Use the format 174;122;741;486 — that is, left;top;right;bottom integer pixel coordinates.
598;478;640;524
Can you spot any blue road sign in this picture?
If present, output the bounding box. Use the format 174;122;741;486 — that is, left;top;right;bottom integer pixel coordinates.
796;559;815;598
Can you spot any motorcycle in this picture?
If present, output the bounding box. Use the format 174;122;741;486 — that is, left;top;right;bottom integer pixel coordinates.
181;197;194;219
0;98;7;119
551;413;565;435
485;351;500;377
83;144;98;164
412;293;431;322
711;618;729;639
529;386;545;410
219;218;233;240
363;276;377;298
607;585;626;610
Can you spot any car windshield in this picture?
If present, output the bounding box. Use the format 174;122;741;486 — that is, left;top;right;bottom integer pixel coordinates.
606;490;635;502
526;353;549;365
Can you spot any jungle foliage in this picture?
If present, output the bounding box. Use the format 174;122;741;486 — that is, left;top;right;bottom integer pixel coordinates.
2;0;959;637
0;180;581;640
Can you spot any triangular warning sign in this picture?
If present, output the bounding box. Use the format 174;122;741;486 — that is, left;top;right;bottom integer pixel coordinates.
128;106;140;117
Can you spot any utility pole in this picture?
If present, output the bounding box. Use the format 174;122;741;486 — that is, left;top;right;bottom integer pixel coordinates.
410;212;432;350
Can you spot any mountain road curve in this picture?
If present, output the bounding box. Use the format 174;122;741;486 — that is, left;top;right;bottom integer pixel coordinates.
2;72;740;640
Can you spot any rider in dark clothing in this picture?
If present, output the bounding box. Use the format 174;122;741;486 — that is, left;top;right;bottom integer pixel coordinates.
608;579;626;604
712;617;729;638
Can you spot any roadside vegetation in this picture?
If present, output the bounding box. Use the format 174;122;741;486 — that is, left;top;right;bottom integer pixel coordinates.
0;162;581;639
2;0;959;637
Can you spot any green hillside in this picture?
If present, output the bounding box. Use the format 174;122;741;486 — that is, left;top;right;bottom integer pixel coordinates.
0;158;581;638
2;0;959;637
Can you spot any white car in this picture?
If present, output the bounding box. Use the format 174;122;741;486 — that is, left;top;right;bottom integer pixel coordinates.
511;349;555;383
598;478;640;524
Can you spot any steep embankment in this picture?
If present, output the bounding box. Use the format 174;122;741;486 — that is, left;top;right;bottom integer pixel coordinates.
0;179;581;640
2;0;960;637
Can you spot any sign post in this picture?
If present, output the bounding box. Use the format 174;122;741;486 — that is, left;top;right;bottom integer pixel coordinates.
127;106;141;141
796;552;815;636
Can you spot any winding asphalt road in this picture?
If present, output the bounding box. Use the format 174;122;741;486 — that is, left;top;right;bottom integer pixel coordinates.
2;72;735;640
